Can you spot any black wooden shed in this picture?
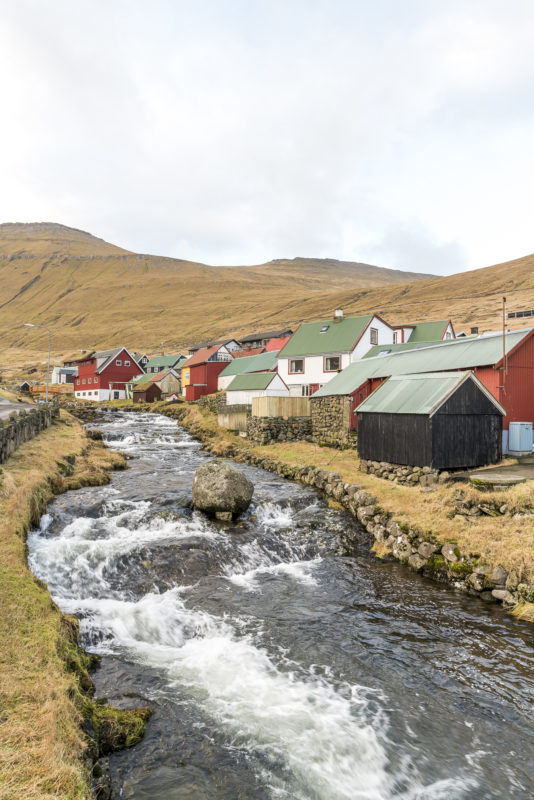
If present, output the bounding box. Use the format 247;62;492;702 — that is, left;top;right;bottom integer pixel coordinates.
356;371;505;470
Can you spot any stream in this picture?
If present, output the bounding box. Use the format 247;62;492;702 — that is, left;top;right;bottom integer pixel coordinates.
28;412;534;799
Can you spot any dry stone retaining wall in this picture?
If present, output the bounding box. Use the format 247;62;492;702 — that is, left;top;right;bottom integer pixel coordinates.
311;395;357;448
360;459;447;486
246;415;312;445
0;404;60;464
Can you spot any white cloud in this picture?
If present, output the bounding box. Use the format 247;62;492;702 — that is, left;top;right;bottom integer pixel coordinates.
0;0;533;274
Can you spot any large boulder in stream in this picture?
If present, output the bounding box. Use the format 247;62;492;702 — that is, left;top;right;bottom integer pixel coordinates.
192;459;254;521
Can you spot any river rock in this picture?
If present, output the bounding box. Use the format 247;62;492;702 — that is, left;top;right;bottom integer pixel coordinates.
192;459;254;520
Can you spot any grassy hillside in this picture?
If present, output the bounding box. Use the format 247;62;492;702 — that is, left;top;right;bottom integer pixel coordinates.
1;222;533;373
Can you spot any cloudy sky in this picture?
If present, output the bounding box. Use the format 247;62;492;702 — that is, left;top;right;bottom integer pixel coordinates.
1;0;533;274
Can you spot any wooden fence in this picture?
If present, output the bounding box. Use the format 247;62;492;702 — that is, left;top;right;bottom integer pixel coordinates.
252;396;310;418
218;409;249;432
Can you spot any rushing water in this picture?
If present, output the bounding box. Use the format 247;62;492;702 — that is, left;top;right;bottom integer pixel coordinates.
28;413;534;799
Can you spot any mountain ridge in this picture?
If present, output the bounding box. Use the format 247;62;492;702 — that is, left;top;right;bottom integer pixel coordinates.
1;223;533;368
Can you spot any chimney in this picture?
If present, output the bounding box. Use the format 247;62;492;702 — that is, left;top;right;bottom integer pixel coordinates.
470;326;479;335
334;308;344;323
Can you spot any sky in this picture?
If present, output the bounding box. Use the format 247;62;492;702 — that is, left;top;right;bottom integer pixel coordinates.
1;0;533;275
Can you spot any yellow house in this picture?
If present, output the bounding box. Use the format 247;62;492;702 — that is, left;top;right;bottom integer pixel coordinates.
181;365;191;395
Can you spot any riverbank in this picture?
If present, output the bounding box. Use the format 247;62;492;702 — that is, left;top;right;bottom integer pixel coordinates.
0;410;150;800
110;399;534;621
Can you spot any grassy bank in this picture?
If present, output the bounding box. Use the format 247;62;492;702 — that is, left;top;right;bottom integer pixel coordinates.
0;410;148;800
150;401;534;585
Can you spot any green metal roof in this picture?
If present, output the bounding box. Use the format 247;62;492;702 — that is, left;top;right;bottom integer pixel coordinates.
356;372;463;415
313;329;531;397
278;315;373;357
398;320;450;342
357;372;505;416
363;341;444;359
145;354;185;369
219;351;278;377
226;372;277;391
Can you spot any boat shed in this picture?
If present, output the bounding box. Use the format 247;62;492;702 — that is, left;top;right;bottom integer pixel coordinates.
356;372;505;470
133;382;162;404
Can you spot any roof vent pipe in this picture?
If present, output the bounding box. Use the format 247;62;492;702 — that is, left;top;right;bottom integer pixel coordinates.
334;308;343;323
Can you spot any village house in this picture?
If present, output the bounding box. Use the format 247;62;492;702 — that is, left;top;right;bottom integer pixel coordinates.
188;339;241;356
225;372;289;405
238;328;293;350
181;344;234;401
133;353;150;372
73;348;142;401
217;351;279;391
277;310;395;397
51;366;77;384
144;353;186;375
391;320;455;344
310;327;534;451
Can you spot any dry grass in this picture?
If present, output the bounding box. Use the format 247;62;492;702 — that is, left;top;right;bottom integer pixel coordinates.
0;411;126;800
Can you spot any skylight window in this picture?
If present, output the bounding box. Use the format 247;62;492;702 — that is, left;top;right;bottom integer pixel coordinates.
320;325;329;333
378;349;391;356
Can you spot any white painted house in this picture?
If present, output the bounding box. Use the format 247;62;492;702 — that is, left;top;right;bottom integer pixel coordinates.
225;372;289;405
277;311;394;397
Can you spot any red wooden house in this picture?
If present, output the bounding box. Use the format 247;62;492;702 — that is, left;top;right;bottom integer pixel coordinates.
181;345;233;401
74;347;142;402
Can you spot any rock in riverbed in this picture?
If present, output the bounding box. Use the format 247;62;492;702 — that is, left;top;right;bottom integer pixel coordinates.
192;459;254;521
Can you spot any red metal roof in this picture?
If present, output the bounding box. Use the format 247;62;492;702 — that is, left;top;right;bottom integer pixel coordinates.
232;347;265;358
265;336;290;351
182;345;222;368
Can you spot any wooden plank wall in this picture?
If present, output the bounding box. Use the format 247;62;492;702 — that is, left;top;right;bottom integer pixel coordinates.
218;411;249;432
252;396;311;418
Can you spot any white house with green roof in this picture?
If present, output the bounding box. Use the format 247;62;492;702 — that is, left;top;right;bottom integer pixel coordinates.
217;350;279;390
392;319;455;344
144;353;186;375
225;372;289;405
277;310;394;397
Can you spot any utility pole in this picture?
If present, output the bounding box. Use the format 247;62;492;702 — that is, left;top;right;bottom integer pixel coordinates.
24;322;51;402
502;296;507;395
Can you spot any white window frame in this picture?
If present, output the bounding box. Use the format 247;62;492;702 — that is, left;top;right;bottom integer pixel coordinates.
116;359;122;366
370;327;378;345
124;360;130;366
289;358;304;374
324;355;341;372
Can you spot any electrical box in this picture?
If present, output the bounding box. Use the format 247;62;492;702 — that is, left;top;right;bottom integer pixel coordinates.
508;422;533;455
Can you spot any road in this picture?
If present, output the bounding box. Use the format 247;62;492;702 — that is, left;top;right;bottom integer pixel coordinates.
0;396;35;421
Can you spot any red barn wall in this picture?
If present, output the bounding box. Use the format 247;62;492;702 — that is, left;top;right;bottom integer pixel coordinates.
185;361;228;400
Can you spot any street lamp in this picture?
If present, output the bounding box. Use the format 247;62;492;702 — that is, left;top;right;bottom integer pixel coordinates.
23;323;52;403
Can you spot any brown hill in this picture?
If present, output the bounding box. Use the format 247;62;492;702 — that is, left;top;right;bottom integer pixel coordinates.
0;222;432;365
0;223;532;372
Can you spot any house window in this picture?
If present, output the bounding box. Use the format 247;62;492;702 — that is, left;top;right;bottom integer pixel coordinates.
289;359;304;374
324;356;341;372
393;331;400;344
94;377;98;384
82;378;86;385
320;325;329;333
124;360;130;366
444;332;452;340
370;327;378;345
301;385;310;396
116;360;122;366
88;377;92;384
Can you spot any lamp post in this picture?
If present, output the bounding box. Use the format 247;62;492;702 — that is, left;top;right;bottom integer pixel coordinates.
24;323;52;403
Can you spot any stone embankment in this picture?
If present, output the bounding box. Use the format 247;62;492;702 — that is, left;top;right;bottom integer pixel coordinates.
360;459;447;486
155;404;534;613
0;404;60;464
310;394;357;448
453;489;533;519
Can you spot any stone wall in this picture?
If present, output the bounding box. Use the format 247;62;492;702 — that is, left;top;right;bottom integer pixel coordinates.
246;415;312;445
196;392;229;413
360;459;447;486
311;395;357;448
0;404;60;464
